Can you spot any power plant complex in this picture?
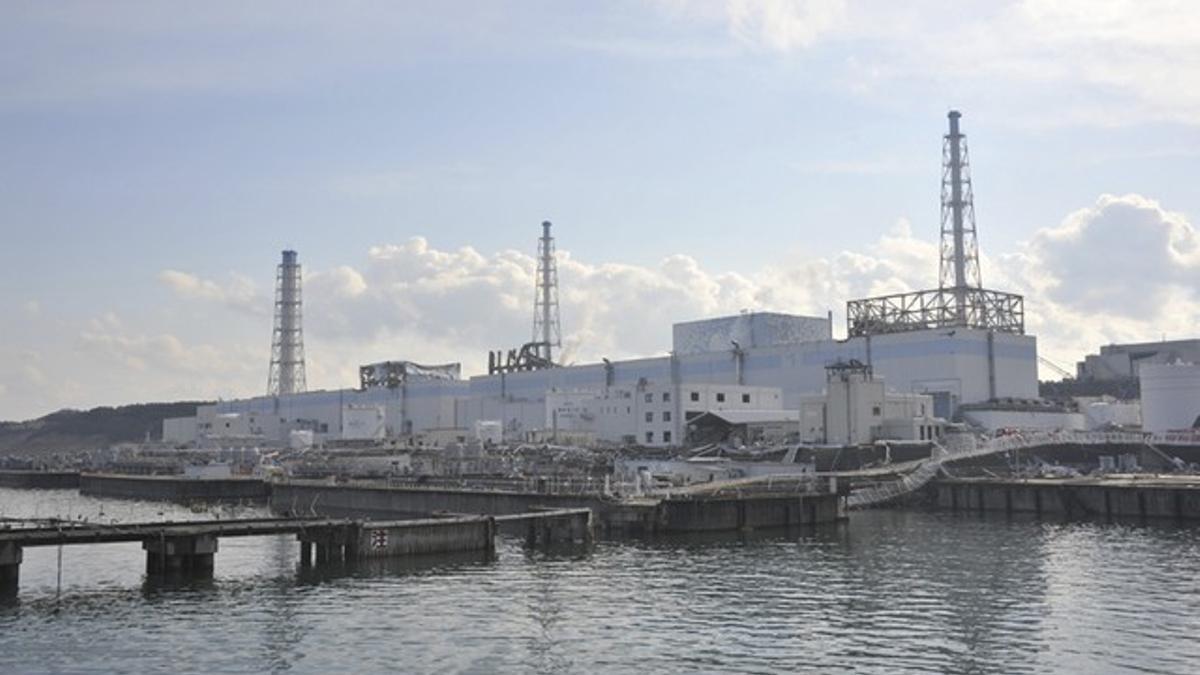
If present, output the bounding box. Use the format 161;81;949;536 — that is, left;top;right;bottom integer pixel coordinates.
160;112;1195;451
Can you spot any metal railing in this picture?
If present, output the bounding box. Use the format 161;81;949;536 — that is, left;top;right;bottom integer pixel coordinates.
847;429;1200;509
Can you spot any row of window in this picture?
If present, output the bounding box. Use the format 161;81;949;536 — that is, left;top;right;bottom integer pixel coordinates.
644;411;672;423
644;391;755;403
599;406;633;415
645;431;672;444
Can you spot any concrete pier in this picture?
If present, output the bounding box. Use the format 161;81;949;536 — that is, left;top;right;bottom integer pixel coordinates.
0;471;81;490
270;480;844;535
654;492;840;532
0;542;21;598
934;476;1200;520
0;510;592;598
80;473;269;503
143;535;218;578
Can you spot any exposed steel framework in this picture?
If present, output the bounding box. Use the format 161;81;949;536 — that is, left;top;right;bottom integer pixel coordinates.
488;341;555;375
359;361;460;390
846;111;1024;338
846;287;1024;337
267;250;306;396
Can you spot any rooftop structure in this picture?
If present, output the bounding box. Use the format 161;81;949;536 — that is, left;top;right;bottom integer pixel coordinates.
1077;339;1200;381
847;111;1024;338
672;312;831;356
359;361;461;390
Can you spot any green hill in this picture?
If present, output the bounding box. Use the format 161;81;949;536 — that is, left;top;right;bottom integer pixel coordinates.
0;401;209;456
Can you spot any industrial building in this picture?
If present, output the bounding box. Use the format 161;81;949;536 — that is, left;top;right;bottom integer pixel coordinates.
1077;339;1200;381
1139;362;1200;433
798;361;941;446
163;111;1056;449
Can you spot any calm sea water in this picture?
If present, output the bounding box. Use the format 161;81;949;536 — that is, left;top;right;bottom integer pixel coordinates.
1;487;1199;674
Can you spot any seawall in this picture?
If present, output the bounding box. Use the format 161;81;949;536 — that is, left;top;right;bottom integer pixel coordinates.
79;473;270;503
270;481;844;534
934;477;1200;520
0;471;80;490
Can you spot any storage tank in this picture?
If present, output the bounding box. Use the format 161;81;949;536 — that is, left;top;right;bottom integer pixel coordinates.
1139;362;1200;432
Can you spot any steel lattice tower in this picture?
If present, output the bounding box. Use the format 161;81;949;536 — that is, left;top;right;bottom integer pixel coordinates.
267;250;306;396
531;220;561;363
939;110;983;322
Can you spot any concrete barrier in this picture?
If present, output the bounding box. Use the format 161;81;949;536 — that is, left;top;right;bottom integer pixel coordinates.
933;477;1200;520
272;481;845;535
80;473;269;503
0;471;80;489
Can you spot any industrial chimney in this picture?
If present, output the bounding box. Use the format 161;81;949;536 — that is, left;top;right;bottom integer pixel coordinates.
531;221;562;363
267;249;307;396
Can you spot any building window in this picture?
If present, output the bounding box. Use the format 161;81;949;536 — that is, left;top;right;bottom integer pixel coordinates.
645;412;654;423
663;431;672;443
663;411;672;422
646;432;654;443
663;392;671;402
690;391;700;402
872;406;881;417
742;393;751;403
716;393;726;403
645;393;653;403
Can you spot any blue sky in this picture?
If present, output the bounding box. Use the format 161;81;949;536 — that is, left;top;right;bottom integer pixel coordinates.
4;1;1200;420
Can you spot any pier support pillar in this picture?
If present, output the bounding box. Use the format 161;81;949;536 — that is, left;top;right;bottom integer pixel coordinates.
143;535;218;579
0;542;20;598
313;542;348;564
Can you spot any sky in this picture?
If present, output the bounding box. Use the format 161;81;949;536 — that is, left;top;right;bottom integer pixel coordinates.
4;0;1200;421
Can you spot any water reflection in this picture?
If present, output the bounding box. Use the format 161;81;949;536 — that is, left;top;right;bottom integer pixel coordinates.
3;489;1200;674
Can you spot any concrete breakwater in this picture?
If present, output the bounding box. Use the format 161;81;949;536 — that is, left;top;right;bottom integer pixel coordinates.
270;480;844;534
934;476;1200;520
79;473;270;503
5;472;846;532
0;471;80;489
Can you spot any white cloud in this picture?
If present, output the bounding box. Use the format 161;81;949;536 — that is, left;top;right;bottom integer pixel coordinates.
289;195;1200;384
7;192;1200;419
725;0;847;51
1024;194;1200;318
78;323;254;377
290;225;934;377
996;193;1200;366
159;269;264;315
654;1;1200;125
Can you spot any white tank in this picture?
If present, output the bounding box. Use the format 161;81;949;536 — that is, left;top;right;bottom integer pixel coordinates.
1139;362;1200;432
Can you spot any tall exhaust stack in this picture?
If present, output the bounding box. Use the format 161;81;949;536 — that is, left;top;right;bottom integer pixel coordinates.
532;220;561;363
939;110;982;324
267;249;307;396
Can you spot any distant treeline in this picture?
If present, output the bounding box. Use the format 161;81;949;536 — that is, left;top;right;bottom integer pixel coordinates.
1038;377;1139;402
0;401;209;455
